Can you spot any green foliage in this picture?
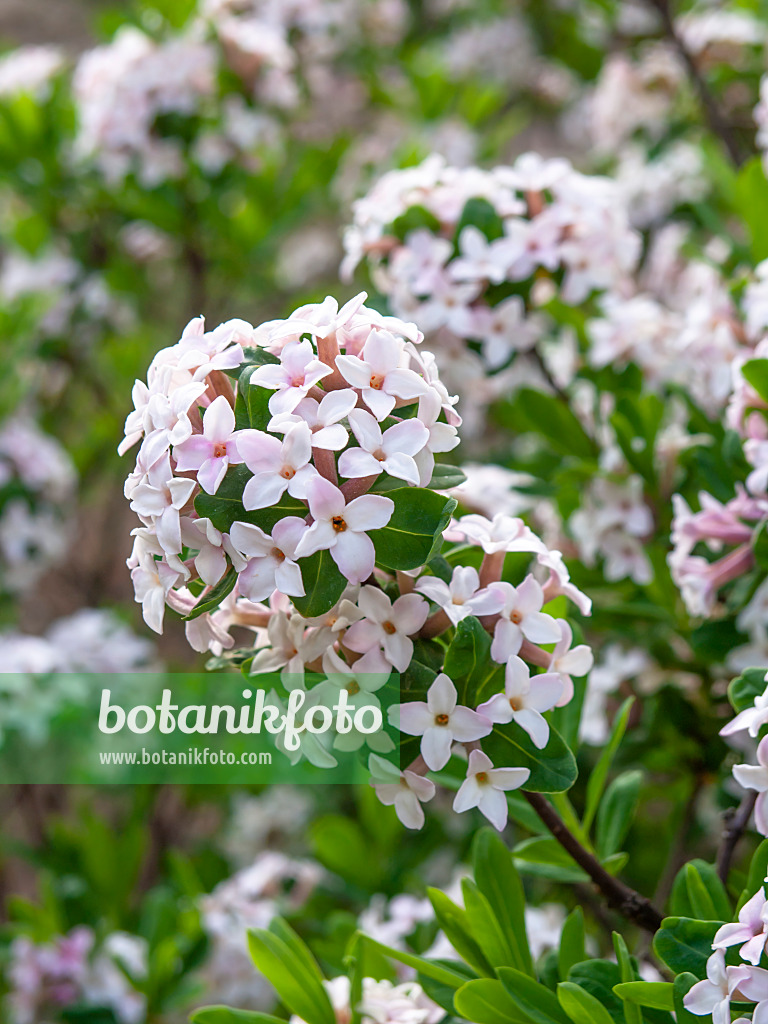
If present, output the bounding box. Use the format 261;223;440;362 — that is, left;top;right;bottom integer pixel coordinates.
484;722;578;794
247;920;336;1024
370;488;457;570
652;918;721;978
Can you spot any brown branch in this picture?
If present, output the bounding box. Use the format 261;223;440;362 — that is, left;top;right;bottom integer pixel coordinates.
646;0;746;167
524;791;663;934
717;790;758;884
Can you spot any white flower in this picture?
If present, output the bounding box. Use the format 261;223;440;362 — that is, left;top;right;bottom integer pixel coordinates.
294;477;394;586
369;754;436;830
393;673;492;771
485;576;561;662
344;585;429;671
477;657;563;749
229;518;306;601
236;422;317;510
250;339;333;415
335;329;429;420
415;565;498;625
270;390;357;451
453;749;530;830
338;409;429;486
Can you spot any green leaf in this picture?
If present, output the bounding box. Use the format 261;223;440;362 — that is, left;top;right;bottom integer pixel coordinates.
498;967;571;1024
495;389;595;460
584;698;634;831
741;358;768;405
609;394;663;482
461;879;520;973
443;616;502;706
612;933;642;1024
484;721;577;794
247;926;335;1024
596;770;642;858
191;1011;288;1024
740;839;768;911
184;566;237;620
359;934;476;989
291;548;347;617
472;829;534;977
418;960;478;1013
195;464;307;532
429;463;467;490
391;204;442;241
454;197;505;242
558;908;585;981
558;982;615;1024
568;960;627;1024
728;666;768;714
734;157;768;262
234;370;272;430
427;888;494;977
370;488;457;571
683;864;727;923
612;983;675;1012
453;980;532;1024
671;860;731;921
652;918;720;979
513;836;588;883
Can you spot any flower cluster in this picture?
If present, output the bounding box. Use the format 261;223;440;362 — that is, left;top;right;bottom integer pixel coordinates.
0;416;76;594
6;928;147;1024
121;293;458;639
342;153;640;433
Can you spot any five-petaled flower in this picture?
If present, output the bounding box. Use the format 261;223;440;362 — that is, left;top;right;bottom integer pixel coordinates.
453;749;530;831
294;477;394;585
393;673;492;771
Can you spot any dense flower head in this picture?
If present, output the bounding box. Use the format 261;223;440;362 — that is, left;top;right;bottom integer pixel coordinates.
0;416;77;595
341;152;641;434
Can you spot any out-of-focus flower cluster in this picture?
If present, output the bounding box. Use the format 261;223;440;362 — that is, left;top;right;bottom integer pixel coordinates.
0;416;76;594
342;153;640;435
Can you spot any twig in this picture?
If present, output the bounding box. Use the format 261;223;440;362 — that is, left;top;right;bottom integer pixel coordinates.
717;790;758;884
645;0;746;167
524;791;663;933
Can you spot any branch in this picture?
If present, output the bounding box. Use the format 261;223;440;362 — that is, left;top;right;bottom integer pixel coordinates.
645;0;745;167
717;790;758;884
524;791;663;934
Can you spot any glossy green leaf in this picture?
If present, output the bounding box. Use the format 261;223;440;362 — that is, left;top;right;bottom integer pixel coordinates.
498;967;571;1024
612;983;675;1012
673;974;702;1024
291;548;347;617
453;979;532;1024
191;1010;288;1024
370;488;457;570
472;829;533;977
671;860;731;921
596;769;642;858
428;463;467;490
612;933;642;1024
484;721;577;794
728;666;768;714
184;566;237;620
427;887;494;977
652;918;720;979
558;908;585;981
359;934;476;989
461;879;520;973
558;982;615;1024
247;925;335;1024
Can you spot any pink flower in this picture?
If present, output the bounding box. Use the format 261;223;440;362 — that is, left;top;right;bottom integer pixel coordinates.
713;887;768;966
172;395;243;494
294;477;394;585
344;585;429;671
250;339;333;415
412;389;460;486
236;422;317;510
547;619;593;706
335;329;428;420
683;950;753;1024
484;576;561;662
477;657;563;749
456;513;546;556
338;409;429;486
393;673;492;771
449;225;517;285
369;754;435;830
453;749;530;830
733;735;768;836
720;678;768;738
270;389;357;451
229;517;306;601
415;565;498;625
